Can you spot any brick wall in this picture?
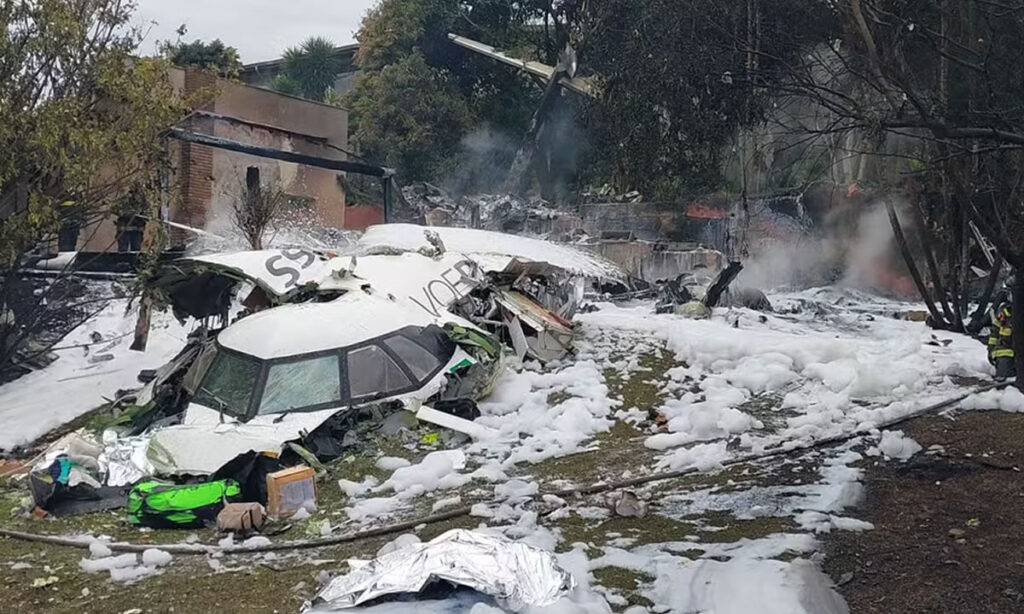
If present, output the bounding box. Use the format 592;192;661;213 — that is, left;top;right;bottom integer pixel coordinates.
173;69;217;241
342;204;384;230
78;66;351;252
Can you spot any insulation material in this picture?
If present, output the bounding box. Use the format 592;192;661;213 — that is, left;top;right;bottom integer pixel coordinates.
101;433;155;487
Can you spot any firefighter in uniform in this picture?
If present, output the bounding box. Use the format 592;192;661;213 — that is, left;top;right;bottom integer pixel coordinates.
988;297;1015;380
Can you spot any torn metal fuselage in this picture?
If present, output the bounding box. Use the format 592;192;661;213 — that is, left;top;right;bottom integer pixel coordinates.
132;225;624;475
138;290;502;476
355;224;614;363
151;224;622;364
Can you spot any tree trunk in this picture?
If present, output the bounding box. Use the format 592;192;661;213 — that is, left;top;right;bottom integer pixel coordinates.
130;215;161;352
911;198;955;328
129;295;152;352
967;253;1004;332
1013;271;1024;391
885;199;945;326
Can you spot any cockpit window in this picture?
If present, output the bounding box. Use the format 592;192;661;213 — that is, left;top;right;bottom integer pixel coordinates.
383;335;442;381
194;326;456;419
194;351;261;417
258;355;342;415
347;345;411;399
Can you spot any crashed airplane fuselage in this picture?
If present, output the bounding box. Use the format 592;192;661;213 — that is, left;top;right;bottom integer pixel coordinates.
153;224;623;364
146;290;500;475
135;225;624;474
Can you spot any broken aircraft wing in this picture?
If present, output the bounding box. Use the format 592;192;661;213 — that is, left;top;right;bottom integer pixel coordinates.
448;34;599;98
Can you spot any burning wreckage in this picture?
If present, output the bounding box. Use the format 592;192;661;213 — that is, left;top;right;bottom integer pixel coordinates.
26;224;626;521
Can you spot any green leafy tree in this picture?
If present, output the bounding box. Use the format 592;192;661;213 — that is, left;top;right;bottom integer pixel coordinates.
354;0;458;72
579;0;837;198
0;0;189;380
163;37;242;77
346;52;474;179
268;73;303;98
347;0;835;196
347;0;564;185
270;36;344;103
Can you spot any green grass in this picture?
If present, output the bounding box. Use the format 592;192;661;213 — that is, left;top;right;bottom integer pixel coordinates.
603;348;681;416
552;510;698;553
689;512;795;543
592;567;656;609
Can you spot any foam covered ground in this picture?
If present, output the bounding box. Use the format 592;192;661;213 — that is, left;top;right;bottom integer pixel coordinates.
0;286;1005;613
0;299;191;450
328;287;997;614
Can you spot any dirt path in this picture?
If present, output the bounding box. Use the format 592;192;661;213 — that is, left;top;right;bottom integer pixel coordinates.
823;410;1024;614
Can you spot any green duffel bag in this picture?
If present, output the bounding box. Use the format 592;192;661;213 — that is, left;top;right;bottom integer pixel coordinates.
127;479;242;529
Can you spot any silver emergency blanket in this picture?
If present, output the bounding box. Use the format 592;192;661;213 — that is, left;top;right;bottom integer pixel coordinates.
100;431;155;487
310;529;575;611
30;429;157;489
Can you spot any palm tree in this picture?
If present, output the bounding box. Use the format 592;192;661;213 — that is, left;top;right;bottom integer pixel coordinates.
273;37;343;103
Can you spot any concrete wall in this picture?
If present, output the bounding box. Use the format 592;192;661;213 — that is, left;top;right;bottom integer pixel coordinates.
579;193;812;256
204;76;349;235
579;201;730;246
580;241;724;282
214;78;348;145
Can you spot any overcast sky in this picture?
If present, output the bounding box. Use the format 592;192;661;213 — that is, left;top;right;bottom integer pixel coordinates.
133;0;380;63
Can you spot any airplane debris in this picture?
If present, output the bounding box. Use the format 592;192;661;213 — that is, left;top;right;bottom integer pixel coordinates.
15;225;625;525
652;260;773;316
266;466;316;520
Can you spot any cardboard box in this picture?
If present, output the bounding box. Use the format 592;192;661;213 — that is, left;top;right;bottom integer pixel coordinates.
266;465;316;519
217;502;266;532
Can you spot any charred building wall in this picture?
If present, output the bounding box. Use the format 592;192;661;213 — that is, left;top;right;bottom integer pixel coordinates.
78;67;352;252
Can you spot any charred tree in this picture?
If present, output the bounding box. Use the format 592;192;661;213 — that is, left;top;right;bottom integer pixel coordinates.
884;200;945;326
752;0;1024;386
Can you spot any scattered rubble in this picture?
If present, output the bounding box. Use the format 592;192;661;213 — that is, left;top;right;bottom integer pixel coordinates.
649;260;773;317
1;210;1013;614
399;182;583;239
581;184;644;204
